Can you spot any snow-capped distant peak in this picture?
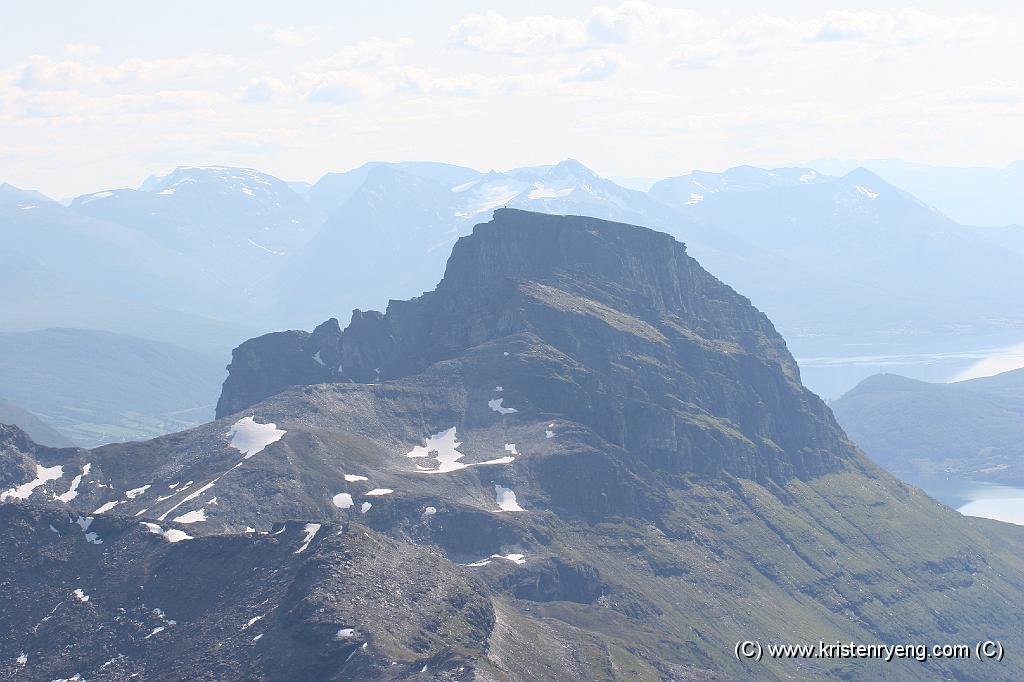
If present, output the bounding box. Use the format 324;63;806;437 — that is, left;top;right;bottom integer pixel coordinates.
527;183;573;200
451;179;478;193
144;165;289;200
855;185;879;200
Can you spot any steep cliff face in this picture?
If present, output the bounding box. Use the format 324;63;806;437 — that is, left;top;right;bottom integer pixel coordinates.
4;210;1024;681
215;318;344;418
218;209;844;483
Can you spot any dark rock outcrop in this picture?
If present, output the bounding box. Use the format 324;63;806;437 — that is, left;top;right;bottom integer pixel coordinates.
218;209;845;483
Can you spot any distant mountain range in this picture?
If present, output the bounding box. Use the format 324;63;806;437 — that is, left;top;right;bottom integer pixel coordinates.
833;368;1024;486
3;158;1023;425
7;159;1023;350
811;159;1024;228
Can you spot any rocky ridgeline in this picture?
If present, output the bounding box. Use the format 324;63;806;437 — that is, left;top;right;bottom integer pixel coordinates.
219;209;846;483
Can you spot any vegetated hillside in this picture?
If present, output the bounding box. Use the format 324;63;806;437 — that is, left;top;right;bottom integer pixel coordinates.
0;328;226;447
3;211;1022;681
0;398;73;448
832;369;1024;485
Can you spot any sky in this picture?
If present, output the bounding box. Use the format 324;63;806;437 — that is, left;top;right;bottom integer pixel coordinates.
2;0;1023;198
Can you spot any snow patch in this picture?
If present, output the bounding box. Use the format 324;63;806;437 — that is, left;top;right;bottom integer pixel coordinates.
241;614;264;631
125;484;151;499
80;190;113;203
54;463;90;503
140;522;193;543
494;485;524;512
365;488;393;496
1;464;63;501
424;506;437;516
73;588;90;602
332;493;354;509
75;515;103;544
93;501;119;514
527;184;573;200
855;185;879;199
172;508;207;524
360;502;372;513
157;480;216;521
312;351;324;366
344;474;368;482
488;398;517;415
407;426;514;473
451;180;478;193
227;416;286;458
464;553;526;567
504;443;518;455
295;523;321;553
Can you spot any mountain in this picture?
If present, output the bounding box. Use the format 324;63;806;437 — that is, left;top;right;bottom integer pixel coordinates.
651;166;1024;383
69;165;321;319
0;248;258;357
0;329;225;447
0;182;262;357
307;161;482;218
810;159;1024;228
4;210;1023;680
648;165;828;206
10;159;1024;401
970;224;1024;256
832;369;1024;486
0;182;224;316
276;159;698;328
0;398;73;448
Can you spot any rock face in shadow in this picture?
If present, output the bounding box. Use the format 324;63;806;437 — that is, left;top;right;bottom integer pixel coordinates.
218;209;845;484
4;209;1024;681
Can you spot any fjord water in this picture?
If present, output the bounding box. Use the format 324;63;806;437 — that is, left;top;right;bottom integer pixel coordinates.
795;330;1024;400
901;475;1024;527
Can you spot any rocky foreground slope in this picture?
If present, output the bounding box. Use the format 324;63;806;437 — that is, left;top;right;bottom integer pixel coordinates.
2;209;1023;681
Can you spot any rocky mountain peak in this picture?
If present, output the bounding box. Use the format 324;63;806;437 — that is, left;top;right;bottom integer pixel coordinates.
219;209;841;482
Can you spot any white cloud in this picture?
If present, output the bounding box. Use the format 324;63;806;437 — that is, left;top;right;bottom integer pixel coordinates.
805;9;1000;46
239;76;288;103
65;43;101;58
304;71;383;105
665;8;1009;70
399;68;536;97
10;54;239;90
942;80;1022;105
449;11;587;54
585;2;706;44
253;23;320;48
563;51;623;82
316;37;411;70
450;2;708;54
669;41;727;69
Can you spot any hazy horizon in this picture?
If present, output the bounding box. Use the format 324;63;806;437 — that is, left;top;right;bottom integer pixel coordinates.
3;1;1023;197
